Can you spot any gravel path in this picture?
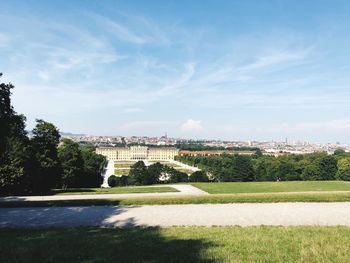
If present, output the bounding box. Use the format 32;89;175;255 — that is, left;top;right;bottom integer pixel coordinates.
0;184;208;202
1;202;350;228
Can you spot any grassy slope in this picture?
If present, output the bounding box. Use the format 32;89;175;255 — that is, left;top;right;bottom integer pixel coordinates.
192;181;350;194
1;226;349;263
51;186;178;195
2;191;350;208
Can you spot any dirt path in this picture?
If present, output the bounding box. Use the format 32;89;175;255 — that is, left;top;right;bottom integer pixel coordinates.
0;184;208;202
1;202;350;228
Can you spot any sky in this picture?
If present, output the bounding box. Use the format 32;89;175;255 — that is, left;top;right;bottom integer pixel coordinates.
1;0;350;143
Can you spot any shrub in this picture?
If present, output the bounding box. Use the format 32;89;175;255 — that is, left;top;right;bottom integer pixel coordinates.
119;175;129;186
108;175;118;187
168;169;188;183
189;171;209;182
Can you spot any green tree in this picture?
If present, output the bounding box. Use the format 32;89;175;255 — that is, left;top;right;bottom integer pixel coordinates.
317;155;337;180
301;164;319;180
0;74;33;194
189;171;209;182
166;167;188;183
119;175;129;186
31;119;61;193
334;148;346;156
254;148;263;158
58;139;84;189
147;162;163;184
233;155;256;182
277;159;299;181
336;158;350;181
80;145;105;187
128;161;148;185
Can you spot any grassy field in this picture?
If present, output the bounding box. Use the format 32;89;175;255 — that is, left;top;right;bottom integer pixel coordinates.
1;226;349;262
192;181;350;194
51;186;178;195
3;191;350;208
114;169;129;175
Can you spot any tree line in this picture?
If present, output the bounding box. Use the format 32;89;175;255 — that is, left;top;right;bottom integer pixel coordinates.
175;150;350;182
0;74;105;195
108;161;208;187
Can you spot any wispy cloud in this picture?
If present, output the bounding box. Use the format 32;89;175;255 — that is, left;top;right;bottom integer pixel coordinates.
181;119;203;132
239;48;311;71
91;14;148;44
89;13;170;45
1;3;349;141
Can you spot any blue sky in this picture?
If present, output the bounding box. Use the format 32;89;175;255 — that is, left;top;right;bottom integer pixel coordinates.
1;0;350;142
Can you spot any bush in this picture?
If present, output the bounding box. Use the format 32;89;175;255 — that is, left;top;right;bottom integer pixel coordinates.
119;175;129;186
168;169;188;183
189;171;209;182
108;175;118;187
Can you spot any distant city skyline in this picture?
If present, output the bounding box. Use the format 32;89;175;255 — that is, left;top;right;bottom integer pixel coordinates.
1;0;350;143
61;132;349;146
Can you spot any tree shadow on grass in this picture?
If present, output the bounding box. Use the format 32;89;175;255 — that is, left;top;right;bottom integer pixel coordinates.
0;227;215;263
0;202;215;262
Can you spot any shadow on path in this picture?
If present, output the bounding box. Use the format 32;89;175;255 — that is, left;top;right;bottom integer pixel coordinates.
0;205;128;228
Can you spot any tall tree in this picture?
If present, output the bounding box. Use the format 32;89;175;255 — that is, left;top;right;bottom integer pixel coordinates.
0;74;32;194
317;155;337;180
58;139;84;189
128;161;148;185
336;158;350;181
31;119;61;193
147;162;163;185
233;155;256;182
80;145;105;187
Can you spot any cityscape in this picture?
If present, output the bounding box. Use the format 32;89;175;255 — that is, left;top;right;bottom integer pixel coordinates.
63;133;350;155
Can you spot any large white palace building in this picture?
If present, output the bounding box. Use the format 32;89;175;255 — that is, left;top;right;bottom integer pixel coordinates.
96;145;179;161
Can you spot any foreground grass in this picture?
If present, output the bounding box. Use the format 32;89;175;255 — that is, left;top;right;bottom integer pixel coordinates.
2;191;350;208
1;226;349;262
51;186;178;195
192;181;350;194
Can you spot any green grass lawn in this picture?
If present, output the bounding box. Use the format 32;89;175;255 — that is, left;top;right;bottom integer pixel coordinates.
51;186;179;195
192;181;350;194
3;191;350;208
114;169;130;175
1;226;349;263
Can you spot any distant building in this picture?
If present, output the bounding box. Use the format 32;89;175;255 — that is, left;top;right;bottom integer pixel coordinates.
96;145;179;161
179;150;255;156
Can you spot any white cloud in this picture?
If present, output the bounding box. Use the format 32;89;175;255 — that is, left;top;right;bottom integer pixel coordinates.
181;119;203;132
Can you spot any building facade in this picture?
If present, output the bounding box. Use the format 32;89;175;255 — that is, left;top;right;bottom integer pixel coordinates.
96;146;179;161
